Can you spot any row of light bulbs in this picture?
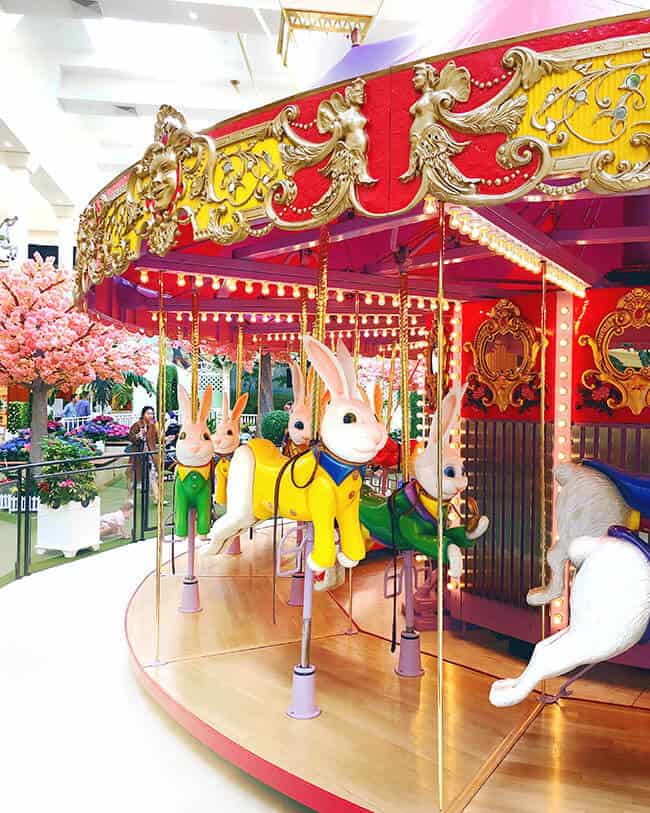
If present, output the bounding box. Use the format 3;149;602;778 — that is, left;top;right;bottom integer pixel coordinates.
138;268;444;309
153;310;425;326
253;326;429;343
447;206;588;298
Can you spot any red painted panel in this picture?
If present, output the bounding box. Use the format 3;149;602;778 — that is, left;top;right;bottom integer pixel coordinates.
572;286;649;425
461;294;556;422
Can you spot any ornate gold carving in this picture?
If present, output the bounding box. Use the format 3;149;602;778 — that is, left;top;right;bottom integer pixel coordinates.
579;288;650;416
266;77;376;229
75;32;650;296
464;300;541;413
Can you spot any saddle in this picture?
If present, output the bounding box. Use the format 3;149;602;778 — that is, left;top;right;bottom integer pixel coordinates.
582;459;650;517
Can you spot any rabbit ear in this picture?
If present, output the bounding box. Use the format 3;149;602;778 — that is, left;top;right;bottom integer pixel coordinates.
303;335;349;400
178;385;191;424
336;339;358;397
373;381;383;421
441;384;465;441
230;393;249;423
306;364;315;402
199;385;213;424
290;362;304;405
359;387;371;409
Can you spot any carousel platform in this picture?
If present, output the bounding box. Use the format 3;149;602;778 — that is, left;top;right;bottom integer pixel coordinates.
126;526;650;812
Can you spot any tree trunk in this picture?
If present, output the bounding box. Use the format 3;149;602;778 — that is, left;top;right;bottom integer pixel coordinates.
259;352;273;422
30;378;49;464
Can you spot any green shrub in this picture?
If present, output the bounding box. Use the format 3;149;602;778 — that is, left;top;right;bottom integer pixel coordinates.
260;410;289;446
8;401;30;432
36;437;99;508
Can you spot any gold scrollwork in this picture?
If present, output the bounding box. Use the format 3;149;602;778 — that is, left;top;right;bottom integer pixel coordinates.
579;287;650;416
265;77;376;229
464;300;541;413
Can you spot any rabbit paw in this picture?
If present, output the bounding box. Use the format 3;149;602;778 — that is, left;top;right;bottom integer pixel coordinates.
467;515;489;540
337;551;360;569
447;543;463;579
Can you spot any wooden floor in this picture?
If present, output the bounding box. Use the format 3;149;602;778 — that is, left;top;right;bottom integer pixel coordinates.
126;526;650;812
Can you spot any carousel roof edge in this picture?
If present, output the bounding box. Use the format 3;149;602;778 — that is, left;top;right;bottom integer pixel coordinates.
74;11;650;299
82;8;650;210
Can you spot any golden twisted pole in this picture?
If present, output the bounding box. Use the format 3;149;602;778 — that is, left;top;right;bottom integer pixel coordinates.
154;271;167;664
191;290;199;421
236;325;244;400
435;202;446;812
310;225;329;439
299;292;309;376
398;249;411;482
353;291;361;373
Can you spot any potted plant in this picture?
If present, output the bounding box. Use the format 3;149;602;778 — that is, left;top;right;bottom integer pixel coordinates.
35;436;101;559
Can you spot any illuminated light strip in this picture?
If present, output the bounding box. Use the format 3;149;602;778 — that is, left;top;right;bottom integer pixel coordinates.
135;270;441;308
448;301;463;451
550;292;574;631
447;206;588;298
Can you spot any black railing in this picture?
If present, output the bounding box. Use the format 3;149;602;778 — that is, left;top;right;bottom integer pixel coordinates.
0;449;174;584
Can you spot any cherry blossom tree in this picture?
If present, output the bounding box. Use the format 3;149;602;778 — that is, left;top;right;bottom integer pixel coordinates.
0;255;154;462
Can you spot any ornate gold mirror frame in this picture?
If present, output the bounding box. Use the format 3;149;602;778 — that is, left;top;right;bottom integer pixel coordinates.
579;287;650;416
464;299;541;412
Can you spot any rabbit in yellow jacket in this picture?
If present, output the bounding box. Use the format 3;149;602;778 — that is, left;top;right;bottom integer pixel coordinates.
211;393;249;505
202;337;387;572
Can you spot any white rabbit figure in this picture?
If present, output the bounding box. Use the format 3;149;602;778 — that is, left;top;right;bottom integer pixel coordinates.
360;384;489;579
212;392;248;506
527;462;635;606
202;336;387;571
174;385;215;540
490;527;650;707
283;362;329;457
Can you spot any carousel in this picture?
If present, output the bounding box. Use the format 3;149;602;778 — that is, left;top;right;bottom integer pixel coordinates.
76;12;650;813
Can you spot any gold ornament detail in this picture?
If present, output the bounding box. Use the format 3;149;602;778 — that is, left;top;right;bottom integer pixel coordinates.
75;32;650;296
579;288;650;416
266;77;376;229
464;300;541;413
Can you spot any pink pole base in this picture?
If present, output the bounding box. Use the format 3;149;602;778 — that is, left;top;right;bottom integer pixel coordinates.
224;535;242;556
395;631;424;677
178;577;202;613
287;574;304;607
286;666;321;720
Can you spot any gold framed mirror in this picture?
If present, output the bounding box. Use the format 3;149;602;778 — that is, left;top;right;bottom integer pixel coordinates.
464;299;541;412
579;287;650;416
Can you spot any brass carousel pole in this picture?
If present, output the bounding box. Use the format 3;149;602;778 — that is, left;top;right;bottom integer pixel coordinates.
539;262;548;659
435;202;446;812
154;271;167;665
346;290;361;636
236;325;244;400
191;290;199;420
287;227;329;720
299;292;309;376
398;250;411;483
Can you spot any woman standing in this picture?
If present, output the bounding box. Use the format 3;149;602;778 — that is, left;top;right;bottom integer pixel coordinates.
127;406;159;501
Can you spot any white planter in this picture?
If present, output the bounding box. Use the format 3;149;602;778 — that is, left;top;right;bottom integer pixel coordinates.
36;497;101;559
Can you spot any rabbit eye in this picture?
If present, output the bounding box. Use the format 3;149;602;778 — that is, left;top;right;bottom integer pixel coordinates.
226;429;233;436
444;466;455;478
343;412;357;424
203;432;210;441
179;431;186;440
294;420;304;430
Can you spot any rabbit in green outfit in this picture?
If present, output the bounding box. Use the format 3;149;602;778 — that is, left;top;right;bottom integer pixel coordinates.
174;385;214;539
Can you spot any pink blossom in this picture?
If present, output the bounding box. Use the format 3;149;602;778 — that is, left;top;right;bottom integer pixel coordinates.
0;255;154;390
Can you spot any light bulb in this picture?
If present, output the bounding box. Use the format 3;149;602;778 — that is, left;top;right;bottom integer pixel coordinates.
195;275;203;287
292;285;300;299
261;281;270;296
307;288;316;300
178;274;186;287
277;284;285;297
245;281;253;294
336;289;344;303
212;277;220;291
225;313;232;322
365;293;372;305
201;313;207;322
139;269;149;283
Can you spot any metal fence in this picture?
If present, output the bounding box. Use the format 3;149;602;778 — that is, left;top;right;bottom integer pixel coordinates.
460;419;554;608
0;449;169;585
